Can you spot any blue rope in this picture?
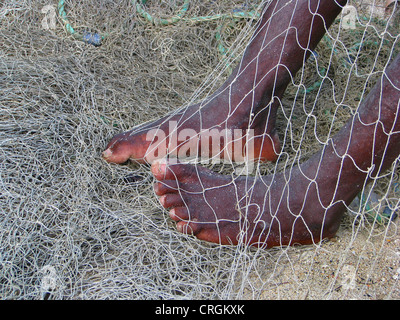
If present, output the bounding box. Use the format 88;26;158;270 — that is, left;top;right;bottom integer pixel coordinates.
58;0;103;46
82;31;103;47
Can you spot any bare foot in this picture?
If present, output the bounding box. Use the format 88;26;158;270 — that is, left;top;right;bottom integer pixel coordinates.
102;93;282;164
151;54;400;248
151;158;273;246
150;158;340;247
102;0;346;165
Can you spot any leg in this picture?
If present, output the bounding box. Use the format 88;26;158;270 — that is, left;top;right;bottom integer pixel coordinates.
152;54;400;247
103;0;346;164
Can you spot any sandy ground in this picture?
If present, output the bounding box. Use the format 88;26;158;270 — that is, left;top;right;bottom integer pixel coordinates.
1;0;399;300
252;218;400;299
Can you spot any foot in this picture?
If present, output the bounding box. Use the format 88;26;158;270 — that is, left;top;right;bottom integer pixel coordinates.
149;52;400;248
103;1;346;165
150;158;341;248
151;158;269;246
102;92;281;165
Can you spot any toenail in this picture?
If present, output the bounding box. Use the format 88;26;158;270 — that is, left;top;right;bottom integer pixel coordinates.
159;195;166;206
102;148;112;159
177;222;187;233
151;158;167;175
159;163;166;174
169;208;177;218
156;163;166;176
181;223;194;235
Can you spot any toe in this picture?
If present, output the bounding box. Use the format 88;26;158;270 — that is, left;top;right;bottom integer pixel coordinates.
151;158;168;180
102;148;113;160
151;158;200;181
159;194;184;209
103;136;133;164
169;207;189;221
103;131;152;164
176;220;201;235
153;180;179;195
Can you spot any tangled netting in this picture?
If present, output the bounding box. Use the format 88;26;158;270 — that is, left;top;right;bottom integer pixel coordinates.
1;0;399;299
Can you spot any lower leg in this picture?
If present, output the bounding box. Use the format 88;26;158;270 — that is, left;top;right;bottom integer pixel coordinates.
103;0;347;164
152;53;400;247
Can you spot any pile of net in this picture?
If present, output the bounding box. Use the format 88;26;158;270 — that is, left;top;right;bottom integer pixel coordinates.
0;0;399;299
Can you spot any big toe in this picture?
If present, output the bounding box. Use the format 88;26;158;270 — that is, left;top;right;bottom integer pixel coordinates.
103;133;141;164
151;158;200;182
102;144;131;164
151;158;168;179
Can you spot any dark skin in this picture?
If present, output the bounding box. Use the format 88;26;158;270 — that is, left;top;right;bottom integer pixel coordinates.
152;53;400;247
104;0;400;247
103;0;347;164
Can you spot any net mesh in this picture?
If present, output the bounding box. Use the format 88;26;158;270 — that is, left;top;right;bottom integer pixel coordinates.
1;0;399;299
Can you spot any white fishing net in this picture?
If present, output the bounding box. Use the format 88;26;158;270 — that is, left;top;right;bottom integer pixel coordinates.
0;0;399;300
